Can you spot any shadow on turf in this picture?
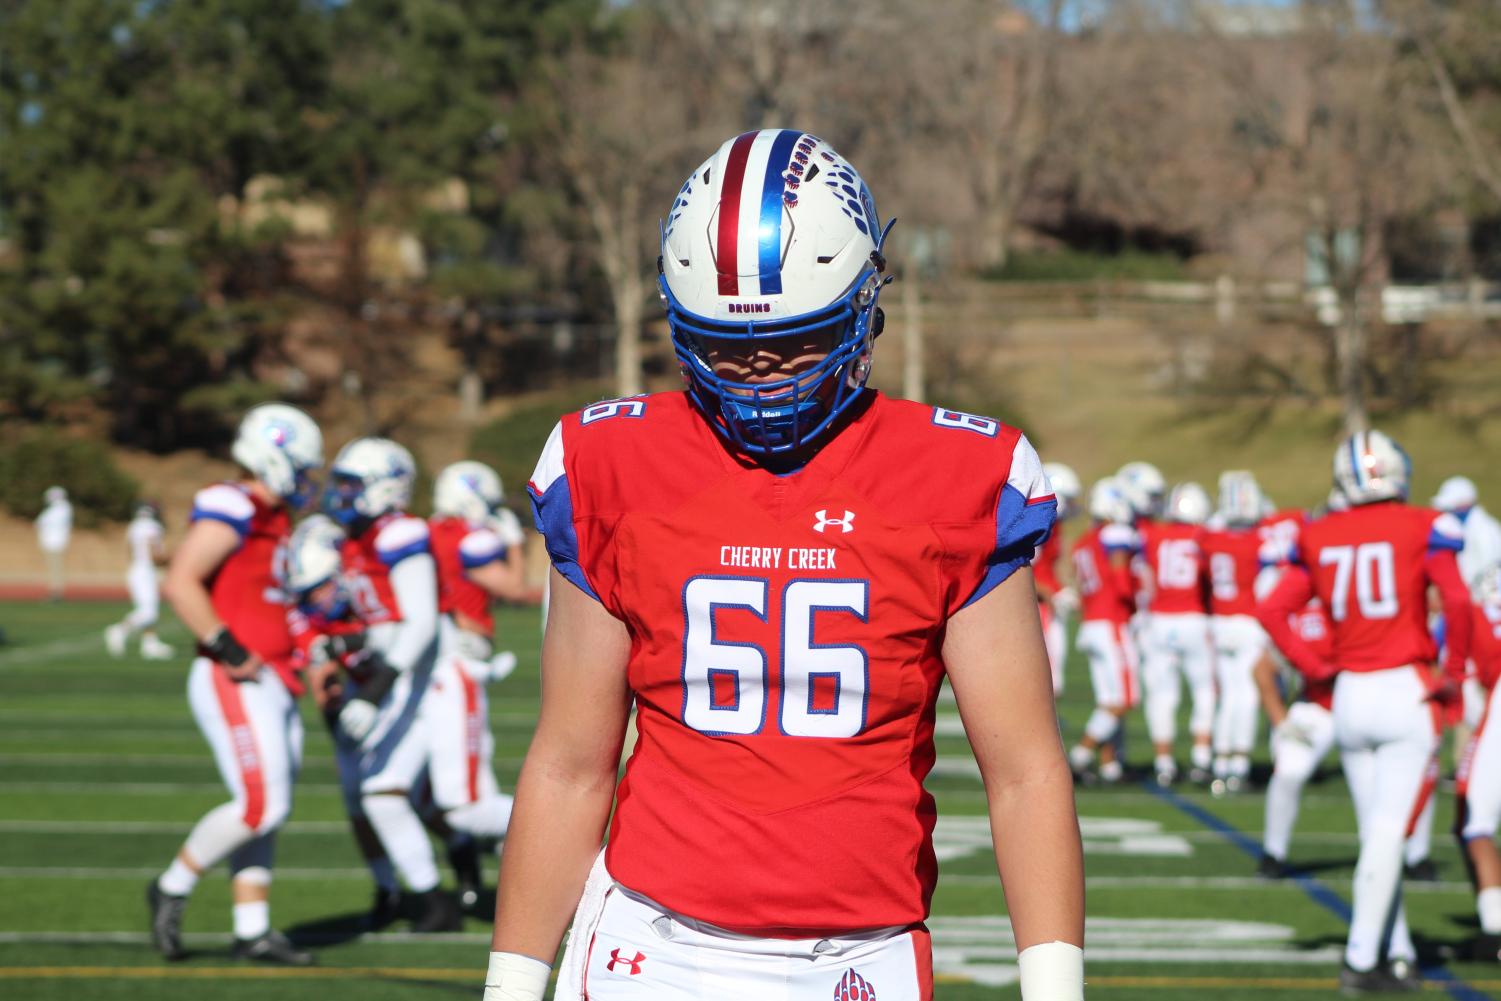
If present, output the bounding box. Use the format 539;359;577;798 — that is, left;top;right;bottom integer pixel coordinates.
281;887;497;950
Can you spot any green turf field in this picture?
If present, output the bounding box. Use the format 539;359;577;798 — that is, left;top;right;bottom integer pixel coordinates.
0;600;1497;999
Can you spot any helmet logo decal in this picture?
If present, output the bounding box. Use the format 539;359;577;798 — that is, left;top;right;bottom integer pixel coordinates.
264;421;294;447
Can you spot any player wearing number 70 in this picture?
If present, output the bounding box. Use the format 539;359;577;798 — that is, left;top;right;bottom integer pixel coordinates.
482;130;1084;1001
1257;429;1472;994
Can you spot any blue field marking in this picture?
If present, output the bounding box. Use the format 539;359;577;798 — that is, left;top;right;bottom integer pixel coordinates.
1145;782;1493;1001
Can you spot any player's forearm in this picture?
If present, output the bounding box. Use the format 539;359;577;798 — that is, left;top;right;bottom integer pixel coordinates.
1252;652;1287;726
162;573;221;641
987;758;1085;951
491;756;617;963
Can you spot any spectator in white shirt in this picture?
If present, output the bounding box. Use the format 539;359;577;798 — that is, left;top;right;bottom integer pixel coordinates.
34;486;73;601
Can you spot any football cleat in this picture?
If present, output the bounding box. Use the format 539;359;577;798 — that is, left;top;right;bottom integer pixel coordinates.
105;623;127;657
1256;854;1288;880
1469;932;1501;963
368;886;402;930
410;889;463;933
447;838;483;913
145;880;188;961
1338;961;1406;995
233;929;314;966
1385;958;1420;991
1187;766;1213;785
140;635;175;660
1402;859;1438;882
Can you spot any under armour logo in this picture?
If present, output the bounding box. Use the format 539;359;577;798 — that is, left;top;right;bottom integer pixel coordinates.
607;948;645;975
813;509;855;534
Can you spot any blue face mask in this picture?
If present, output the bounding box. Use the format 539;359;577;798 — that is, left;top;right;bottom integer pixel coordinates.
322;474;367;529
298;577;351;622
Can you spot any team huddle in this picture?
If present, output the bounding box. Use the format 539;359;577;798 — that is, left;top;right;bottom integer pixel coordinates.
143;405;534;965
1038;435;1501;992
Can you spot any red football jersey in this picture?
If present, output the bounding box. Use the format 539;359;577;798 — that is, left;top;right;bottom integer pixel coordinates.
190;483;299;693
1293;502;1463;673
1072;523;1138;624
1201;526;1263;616
528;391;1056;936
430;516;508;634
1034;529;1064;599
1290;599;1335;709
1258;509;1306;567
340;514;430;625
1141;522;1208;615
1471;598;1501;690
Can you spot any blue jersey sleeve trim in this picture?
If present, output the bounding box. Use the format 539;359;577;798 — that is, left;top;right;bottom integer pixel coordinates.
528;474;601;603
189;507;251;540
378;538;431;567
1428;527;1464;553
460;545;507;569
962;484;1058;609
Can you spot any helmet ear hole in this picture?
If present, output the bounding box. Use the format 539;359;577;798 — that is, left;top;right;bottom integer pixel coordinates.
870;307;885;339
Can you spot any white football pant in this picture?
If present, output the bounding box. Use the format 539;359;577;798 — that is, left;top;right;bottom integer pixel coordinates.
183;658;303;873
554;856;933;1001
125;564;160;630
1335;666;1439;970
1077;620;1138;711
1040;602;1067;696
1142;612;1215;747
1460;685;1501;843
1263;702;1336;861
1212;615;1266;766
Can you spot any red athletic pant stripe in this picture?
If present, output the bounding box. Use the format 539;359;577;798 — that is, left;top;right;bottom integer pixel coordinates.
210;664;266;829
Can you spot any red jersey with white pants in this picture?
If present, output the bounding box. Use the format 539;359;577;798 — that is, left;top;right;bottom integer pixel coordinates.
429;515;508;635
190;483;299;693
340;513;430;626
1201;526;1263;617
1290;599;1336;711
1072;523;1138;624
1141;522;1208;615
528;390;1056;936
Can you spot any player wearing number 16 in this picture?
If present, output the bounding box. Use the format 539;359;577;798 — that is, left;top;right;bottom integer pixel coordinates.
1257;429;1472;993
484;131;1084;1001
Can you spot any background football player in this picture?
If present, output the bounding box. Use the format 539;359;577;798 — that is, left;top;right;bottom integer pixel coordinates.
1455;566;1501;961
104;502;174;660
146;403;323;966
484;130;1084;1001
1067;477;1141;785
1035;462;1081;696
1259;430;1472;993
1139;482;1215;786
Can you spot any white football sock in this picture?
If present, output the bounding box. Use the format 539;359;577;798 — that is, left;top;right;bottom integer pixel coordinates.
1067;745;1094;771
363;795;440;894
1478;887;1501;934
233;900;270;940
1191;743;1213;770
1099;759;1123;782
158;858;199;897
1153;754;1176;777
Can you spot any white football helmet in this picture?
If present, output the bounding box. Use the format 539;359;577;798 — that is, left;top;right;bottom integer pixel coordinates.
1217;470;1265;527
1165;482;1212;525
1117;461;1166;519
231;403;324;508
1088;477;1135;525
284;514;346;595
660;130;890;456
325;437;416;528
1043;462;1082;519
1326;486;1350;513
1332;429;1410;506
434;461;504;527
1432;475;1479;513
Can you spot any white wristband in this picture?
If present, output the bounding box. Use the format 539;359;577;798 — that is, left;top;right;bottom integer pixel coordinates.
1018;941;1084;1000
483;951;552;1001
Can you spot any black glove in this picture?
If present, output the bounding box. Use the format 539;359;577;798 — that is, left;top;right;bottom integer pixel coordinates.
203;627;250;667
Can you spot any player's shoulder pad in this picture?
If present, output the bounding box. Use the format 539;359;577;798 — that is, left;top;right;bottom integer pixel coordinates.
1100;522;1139;551
190;483;255;537
1429;510;1465;552
459;527;506;568
374;515;431;567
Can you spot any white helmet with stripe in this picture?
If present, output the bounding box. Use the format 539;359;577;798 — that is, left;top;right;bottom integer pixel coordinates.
659;129;890;456
283;514;346;595
1088;477;1135;525
324;437;416;528
231;403;324;508
1217;470;1264;527
434;460;505;527
1043;462;1082;519
1332;429;1410;506
1165;482;1212;525
1117;461;1166;519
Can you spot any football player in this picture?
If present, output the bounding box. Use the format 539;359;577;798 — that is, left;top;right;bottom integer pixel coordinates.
322;437;461;933
1139;482;1215;786
1457;566;1501;961
146;403;322;965
104;502;174;660
1066;477;1141;785
1258;430;1472;992
1201;470;1270;793
483;131;1084;1001
1036;462;1082;696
